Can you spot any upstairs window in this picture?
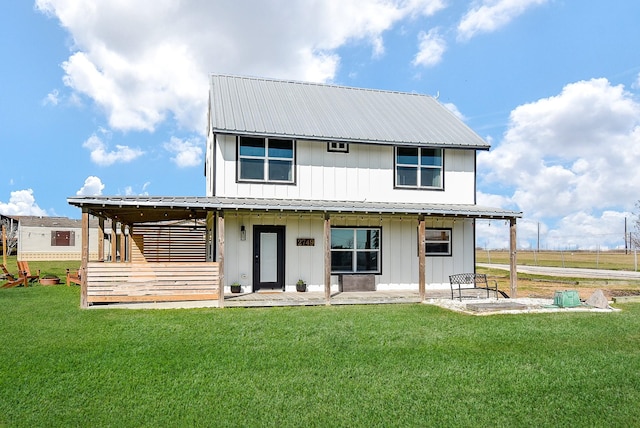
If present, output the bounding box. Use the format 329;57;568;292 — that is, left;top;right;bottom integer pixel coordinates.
395;147;443;189
238;137;294;183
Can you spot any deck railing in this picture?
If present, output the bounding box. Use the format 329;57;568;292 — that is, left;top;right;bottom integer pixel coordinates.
86;261;220;304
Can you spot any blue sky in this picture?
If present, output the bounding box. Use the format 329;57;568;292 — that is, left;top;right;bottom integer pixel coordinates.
2;1;640;250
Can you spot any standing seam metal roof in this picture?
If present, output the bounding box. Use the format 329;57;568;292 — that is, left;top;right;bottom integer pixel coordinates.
210;75;490;149
66;196;522;219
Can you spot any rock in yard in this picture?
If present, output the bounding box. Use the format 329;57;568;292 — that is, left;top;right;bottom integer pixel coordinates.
585;289;610;309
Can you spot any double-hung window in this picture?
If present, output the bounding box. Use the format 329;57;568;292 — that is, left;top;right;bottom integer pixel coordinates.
330;227;381;273
424;228;451;256
395;147;443;189
238;137;294;183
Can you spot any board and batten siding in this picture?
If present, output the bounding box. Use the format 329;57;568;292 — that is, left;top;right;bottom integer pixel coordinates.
211;135;476;205
221;213;474;292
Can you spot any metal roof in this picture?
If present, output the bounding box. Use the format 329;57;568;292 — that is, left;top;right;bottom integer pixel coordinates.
67;196;521;224
209;75;490;150
13;216;88;228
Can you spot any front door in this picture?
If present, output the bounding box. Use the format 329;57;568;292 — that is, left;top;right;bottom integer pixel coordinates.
253;226;285;291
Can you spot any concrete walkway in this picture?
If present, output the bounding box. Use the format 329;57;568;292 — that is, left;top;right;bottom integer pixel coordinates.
90;289;493;309
479;263;640;280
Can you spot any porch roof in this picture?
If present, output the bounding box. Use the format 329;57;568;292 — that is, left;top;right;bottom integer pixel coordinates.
67;195;521;224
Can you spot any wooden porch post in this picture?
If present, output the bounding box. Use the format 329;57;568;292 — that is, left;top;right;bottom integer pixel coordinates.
120;223;127;262
126;225;132;262
418;215;426;301
217;211;225;308
98;217;105;261
111;220;117;262
80;209;90;308
324;214;331;305
510;218;518;298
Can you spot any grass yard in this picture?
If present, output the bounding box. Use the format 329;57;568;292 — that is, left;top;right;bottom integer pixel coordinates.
477;249;638;271
2;286;640;427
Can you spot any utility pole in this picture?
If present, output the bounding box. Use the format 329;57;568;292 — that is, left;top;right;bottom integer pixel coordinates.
625;217;628;255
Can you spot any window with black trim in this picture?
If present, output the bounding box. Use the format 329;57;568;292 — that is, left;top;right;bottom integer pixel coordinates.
331;227;381;273
395;147;443;189
328;141;349;153
238;136;294;183
424;228;451;256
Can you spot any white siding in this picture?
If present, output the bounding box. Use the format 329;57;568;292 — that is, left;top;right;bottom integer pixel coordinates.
219;213;474;292
210;135;476;204
17;226;102;261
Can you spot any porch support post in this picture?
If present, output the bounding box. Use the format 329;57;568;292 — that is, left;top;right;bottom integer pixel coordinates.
98;217;105;261
80;209;89;308
509;217;518;298
120;223;127;262
217;211;225;308
111;220;117;262
324;213;331;305
418;215;426;301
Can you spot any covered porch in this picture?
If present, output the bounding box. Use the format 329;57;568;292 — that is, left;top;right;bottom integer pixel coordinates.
67;196;521;309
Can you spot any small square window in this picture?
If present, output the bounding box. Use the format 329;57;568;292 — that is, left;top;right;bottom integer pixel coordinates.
327;142;349;153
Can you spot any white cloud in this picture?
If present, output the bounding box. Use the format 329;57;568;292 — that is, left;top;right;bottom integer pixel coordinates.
0;189;48;216
35;0;446;133
457;0;548;42
480;78;640;218
413;28;447;67
164;136;203;168
119;182;150;197
43;89;60;106
545;211;630;251
478;78;640;249
82;133;144;166
76;176;105;196
442;102;465;120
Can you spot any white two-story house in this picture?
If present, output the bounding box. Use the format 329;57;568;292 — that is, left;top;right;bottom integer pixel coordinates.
68;74;520;307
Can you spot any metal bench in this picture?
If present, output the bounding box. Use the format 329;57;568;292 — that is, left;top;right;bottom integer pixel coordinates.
448;273;498;301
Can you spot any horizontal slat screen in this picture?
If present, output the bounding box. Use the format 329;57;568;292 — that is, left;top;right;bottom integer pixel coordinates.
86;261;219;304
132;225;206;262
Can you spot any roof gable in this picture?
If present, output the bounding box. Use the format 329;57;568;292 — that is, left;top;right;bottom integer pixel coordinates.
209;75;489;150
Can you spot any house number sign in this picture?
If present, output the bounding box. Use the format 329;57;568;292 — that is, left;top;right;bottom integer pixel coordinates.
296;238;315;246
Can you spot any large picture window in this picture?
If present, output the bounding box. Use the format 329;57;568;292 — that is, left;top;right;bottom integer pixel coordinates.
424;228;451;256
331;227;381;273
395;147;443;189
238;136;294;183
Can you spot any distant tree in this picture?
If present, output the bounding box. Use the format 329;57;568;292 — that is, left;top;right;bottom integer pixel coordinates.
1;218;18;256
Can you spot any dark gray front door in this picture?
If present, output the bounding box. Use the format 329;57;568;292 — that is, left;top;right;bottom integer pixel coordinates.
253;226;285;291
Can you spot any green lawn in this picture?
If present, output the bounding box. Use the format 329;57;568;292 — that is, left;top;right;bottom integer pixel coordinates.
1;286;640;427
